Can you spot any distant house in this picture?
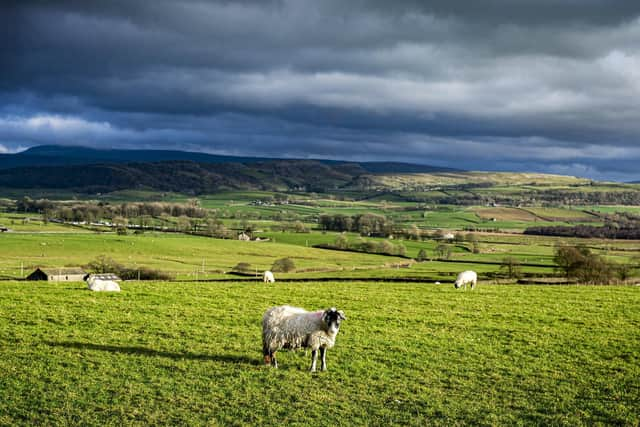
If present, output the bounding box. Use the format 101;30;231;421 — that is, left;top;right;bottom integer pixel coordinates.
84;273;121;282
238;232;251;241
443;233;455;240
26;267;87;282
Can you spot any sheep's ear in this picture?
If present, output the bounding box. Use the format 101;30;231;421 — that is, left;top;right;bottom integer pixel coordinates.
338;310;346;320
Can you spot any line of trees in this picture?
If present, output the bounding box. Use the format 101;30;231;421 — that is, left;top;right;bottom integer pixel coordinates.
525;225;640;240
525;217;640;240
15;197;208;222
319;213;394;237
324;234;407;257
553;244;633;284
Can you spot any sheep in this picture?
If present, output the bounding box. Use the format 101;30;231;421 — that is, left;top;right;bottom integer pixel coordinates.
454;270;477;290
262;305;346;372
263;270;275;283
86;276;121;292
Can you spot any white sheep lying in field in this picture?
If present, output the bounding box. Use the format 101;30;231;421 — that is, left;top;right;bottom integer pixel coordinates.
263;270;275;283
454;270;477;290
262;305;345;372
87;276;121;292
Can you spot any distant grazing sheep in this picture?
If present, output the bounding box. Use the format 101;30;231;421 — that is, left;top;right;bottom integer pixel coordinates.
454;270;477;290
263;270;275;283
86;276;121;292
262;305;346;372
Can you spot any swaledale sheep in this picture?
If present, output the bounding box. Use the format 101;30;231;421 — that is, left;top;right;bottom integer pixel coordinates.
454;270;477;290
262;305;345;372
263;270;275;283
87;277;121;292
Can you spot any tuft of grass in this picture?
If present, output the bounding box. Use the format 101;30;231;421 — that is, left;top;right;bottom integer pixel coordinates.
0;281;638;425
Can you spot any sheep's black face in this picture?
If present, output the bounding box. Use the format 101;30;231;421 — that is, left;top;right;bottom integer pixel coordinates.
323;307;346;334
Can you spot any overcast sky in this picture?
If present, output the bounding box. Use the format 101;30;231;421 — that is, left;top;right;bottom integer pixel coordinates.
2;1;640;180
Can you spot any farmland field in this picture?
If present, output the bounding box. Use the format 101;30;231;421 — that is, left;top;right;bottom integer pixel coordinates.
0;281;638;425
3;227;640;282
0;232;407;280
3;174;640;425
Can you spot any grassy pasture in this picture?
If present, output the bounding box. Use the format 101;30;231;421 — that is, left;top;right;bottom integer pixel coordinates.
474;207;540;222
522;207;596;220
586;205;640;214
0;213;80;233
4;227;638;282
0;232;406;279
0;281;638;426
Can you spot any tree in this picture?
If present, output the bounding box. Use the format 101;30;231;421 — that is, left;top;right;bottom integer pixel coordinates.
293;221;309;233
575;254;615;285
272;258;296;273
232;262;252;274
416;249;428;262
408;224;422;241
554;244;591;278
435;244;452;260
553;244;616;284
377;240;395;255
500;257;522;279
86;255;123;274
334;234;349;250
176;215;191;232
615;261;634;282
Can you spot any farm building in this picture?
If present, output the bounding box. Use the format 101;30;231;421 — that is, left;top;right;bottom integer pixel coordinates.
84;273;121;282
238;232;251;241
26;267;87;282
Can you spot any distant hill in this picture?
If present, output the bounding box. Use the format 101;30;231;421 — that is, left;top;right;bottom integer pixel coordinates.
0;160;372;193
0;145;456;174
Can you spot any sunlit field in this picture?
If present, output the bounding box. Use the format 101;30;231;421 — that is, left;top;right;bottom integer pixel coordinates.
1;281;638;425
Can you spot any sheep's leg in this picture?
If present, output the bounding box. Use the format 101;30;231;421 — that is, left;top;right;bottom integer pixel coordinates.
310;349;318;372
320;347;327;371
272;352;278;368
263;344;270;365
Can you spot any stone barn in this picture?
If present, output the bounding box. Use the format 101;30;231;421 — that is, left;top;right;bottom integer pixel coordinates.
27;267;87;282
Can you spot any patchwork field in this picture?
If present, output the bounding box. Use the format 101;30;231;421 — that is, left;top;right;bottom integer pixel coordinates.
474;207;541;222
0;281;638;425
3;175;640;425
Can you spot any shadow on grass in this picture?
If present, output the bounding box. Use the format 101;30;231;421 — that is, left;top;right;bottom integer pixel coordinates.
45;341;261;365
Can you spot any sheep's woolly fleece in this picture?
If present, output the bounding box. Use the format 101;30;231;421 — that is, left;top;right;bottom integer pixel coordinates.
262;306;337;353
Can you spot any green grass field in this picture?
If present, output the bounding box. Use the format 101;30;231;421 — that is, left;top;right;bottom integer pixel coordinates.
0;213;81;232
4;226;639;282
0;281;638;425
0;232;408;279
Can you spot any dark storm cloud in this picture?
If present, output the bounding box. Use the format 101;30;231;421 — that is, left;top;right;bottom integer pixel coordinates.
1;0;640;180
